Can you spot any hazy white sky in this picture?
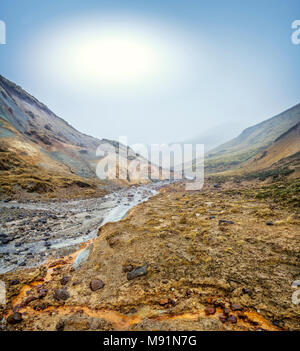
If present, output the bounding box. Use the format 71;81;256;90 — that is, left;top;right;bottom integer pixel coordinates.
0;0;300;145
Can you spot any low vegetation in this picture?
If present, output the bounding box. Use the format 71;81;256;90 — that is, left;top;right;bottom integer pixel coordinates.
0;143;107;199
252;179;300;210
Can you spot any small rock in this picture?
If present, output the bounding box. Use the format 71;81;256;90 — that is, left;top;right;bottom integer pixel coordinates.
231;304;243;311
223;308;230;316
24;296;38;305
266;221;274;226
34;303;47;311
238;314;247;320
1;238;10;245
158;299;169;306
127;265;147;280
186;289;193;297
205;306;216;315
56;320;65;331
53;289;70;301
60;276;71;285
213;298;225;308
227;315;237;324
272;320;282;328
218;314;227;323
10;279;20;286
242;288;252;295
219;220;235;225
38;289;48;298
90;279;105;291
7;312;23;324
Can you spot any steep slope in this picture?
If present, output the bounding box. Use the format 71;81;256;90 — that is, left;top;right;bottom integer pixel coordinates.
242;122;300;175
204;103;300;173
0;75;158;198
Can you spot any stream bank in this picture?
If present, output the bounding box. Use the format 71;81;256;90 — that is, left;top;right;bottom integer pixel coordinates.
0;181;171;274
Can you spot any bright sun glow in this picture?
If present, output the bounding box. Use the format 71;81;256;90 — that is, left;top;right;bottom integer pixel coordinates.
70;34;161;85
25;16;192;96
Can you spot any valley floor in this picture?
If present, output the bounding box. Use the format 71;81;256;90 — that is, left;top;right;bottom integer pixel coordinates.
0;184;160;274
0;180;299;331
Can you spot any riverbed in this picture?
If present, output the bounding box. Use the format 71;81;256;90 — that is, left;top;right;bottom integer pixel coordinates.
0;182;169;274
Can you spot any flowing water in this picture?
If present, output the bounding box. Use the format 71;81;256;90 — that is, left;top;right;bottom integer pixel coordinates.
0;181;170;274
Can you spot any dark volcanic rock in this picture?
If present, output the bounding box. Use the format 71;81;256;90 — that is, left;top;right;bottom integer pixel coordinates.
24;296;38;305
1;238;10;245
53;289;70;301
38;289;48;298
128;307;137;314
90;279;105;291
10;279;20;286
227;315;237;324
223;308;230;316
219;220;235;225
7;312;23;324
242;288;252;295
219;314;227;323
186;289;193;297
231;304;243;311
205;306;216;315
127;265;148;280
272;320;283;328
60;276;71;285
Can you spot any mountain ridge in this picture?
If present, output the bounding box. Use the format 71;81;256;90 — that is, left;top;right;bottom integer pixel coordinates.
0;75;158;198
203;103;300;173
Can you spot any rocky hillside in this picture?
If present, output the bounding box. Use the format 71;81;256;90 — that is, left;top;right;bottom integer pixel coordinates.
204;103;300;173
241;122;300;176
0;75;159;198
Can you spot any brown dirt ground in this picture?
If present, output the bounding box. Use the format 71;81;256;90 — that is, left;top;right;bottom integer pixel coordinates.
1;180;299;331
